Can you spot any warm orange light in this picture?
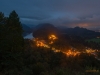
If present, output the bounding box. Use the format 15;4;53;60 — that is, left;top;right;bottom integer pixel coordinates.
49;35;57;40
36;41;44;47
33;38;98;58
34;39;50;48
86;49;96;53
49;41;53;44
65;50;80;56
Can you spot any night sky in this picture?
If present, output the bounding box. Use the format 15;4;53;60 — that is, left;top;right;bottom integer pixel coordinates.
1;0;100;29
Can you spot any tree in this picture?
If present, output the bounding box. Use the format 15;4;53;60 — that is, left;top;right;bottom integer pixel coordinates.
0;12;4;21
7;10;23;34
6;10;24;52
0;12;7;53
0;11;24;71
0;12;4;39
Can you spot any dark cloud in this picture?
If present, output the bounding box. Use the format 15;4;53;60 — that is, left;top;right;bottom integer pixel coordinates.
0;0;100;29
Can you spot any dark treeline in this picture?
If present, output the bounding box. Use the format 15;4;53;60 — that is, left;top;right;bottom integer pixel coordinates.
0;10;24;51
0;11;100;75
0;10;24;75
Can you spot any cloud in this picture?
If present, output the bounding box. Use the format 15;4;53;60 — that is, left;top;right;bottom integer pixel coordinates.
0;0;100;29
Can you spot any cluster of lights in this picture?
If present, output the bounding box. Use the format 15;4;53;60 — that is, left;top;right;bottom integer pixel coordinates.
33;38;50;48
49;35;57;40
36;41;45;47
86;49;96;54
52;47;60;52
49;41;54;44
33;35;99;57
64;50;80;56
49;34;57;44
36;41;50;48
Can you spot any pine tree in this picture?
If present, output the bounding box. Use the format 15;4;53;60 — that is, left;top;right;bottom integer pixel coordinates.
0;11;24;71
0;12;4;38
0;12;7;51
6;10;24;52
0;12;4;21
7;10;23;34
0;12;5;52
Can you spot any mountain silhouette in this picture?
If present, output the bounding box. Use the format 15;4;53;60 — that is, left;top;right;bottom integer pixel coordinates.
58;26;100;38
33;23;60;39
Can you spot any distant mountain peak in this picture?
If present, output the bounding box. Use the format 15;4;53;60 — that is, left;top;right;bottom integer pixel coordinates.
33;23;60;39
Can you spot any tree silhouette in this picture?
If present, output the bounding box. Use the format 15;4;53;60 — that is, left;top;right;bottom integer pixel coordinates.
0;12;8;54
5;10;24;52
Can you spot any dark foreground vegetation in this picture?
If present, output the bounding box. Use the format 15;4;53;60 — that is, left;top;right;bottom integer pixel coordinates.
0;11;100;75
